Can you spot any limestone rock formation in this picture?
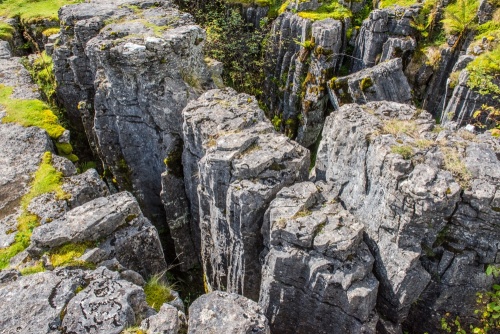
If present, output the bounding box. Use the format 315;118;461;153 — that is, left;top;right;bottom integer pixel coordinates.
141;303;187;334
263;10;348;147
53;0;214;234
351;6;419;72
328;58;412;108
188;291;270;334
182;88;309;299
260;182;379;333
315;101;500;332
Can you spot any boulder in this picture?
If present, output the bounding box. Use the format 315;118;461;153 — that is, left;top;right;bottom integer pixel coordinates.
328;58;412;107
188;291;270;334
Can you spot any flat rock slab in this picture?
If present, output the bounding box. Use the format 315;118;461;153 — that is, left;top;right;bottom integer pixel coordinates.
30;191;141;250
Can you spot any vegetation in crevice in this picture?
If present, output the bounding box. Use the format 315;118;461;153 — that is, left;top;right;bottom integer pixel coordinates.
48;241;96;268
144;273;175;311
0;152;69;269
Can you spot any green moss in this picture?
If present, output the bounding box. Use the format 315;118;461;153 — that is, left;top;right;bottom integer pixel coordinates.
144;274;174;311
42;27;60;37
359;77;373;91
297;1;352;21
20;262;45;275
0;85;66;140
379;0;418;8
0;22;15;41
48;241;95;268
0;0;83;24
0;152;68;269
390;145;413;160
271;114;282;131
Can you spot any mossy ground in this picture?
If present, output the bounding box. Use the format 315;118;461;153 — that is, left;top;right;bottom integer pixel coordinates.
48;241;96;268
0;84;65;139
0;152;68;269
297;1;352;21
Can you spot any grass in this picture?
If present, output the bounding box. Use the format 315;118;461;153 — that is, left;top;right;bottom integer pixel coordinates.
0;85;66;140
297;1;352;21
42;27;60;37
442;147;472;188
391;145;413;160
121;328;146;334
0;0;83;24
144;274;175;311
0;152;68;269
382;119;419;138
48;241;95;268
0;22;15;41
359;77;373;91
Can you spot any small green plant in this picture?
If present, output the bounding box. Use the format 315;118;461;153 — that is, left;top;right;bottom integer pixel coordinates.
442;265;500;333
359;77;373;91
293;209;312;218
470;105;500;137
391;145;413;159
442;147;471;188
271;114;282;131
442;0;479;46
144;273;175;311
297;1;352;21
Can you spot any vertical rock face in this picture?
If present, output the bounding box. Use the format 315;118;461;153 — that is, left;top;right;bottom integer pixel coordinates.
182;88;309;299
327;58;412;107
351;6;419;73
315;101;500;332
188;291;270;334
53;0;213;228
263;11;347;147
260;182;379;333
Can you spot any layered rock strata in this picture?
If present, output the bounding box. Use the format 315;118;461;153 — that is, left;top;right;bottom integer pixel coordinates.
53;0;213;244
182;88;309;299
315;101;500;332
260;182;379;333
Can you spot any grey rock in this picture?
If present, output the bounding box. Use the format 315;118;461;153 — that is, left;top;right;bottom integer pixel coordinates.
0;268;86;334
443;69;500;127
62;267;155;334
380;37;416;65
0;41;12;59
315;101;500;331
351;6;419;72
0;269;20;285
54;0;214;228
263;12;347;147
328;58;412;107
120;269;146;286
243;5;269;28
260;182;379;333
188;291;270;334
182;88;309;299
27;168;109;225
30;191;141;249
51;155;77;177
141;303;187;334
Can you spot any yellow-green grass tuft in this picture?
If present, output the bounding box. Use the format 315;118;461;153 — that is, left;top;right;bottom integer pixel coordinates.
20;261;45;275
144;274;175;311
